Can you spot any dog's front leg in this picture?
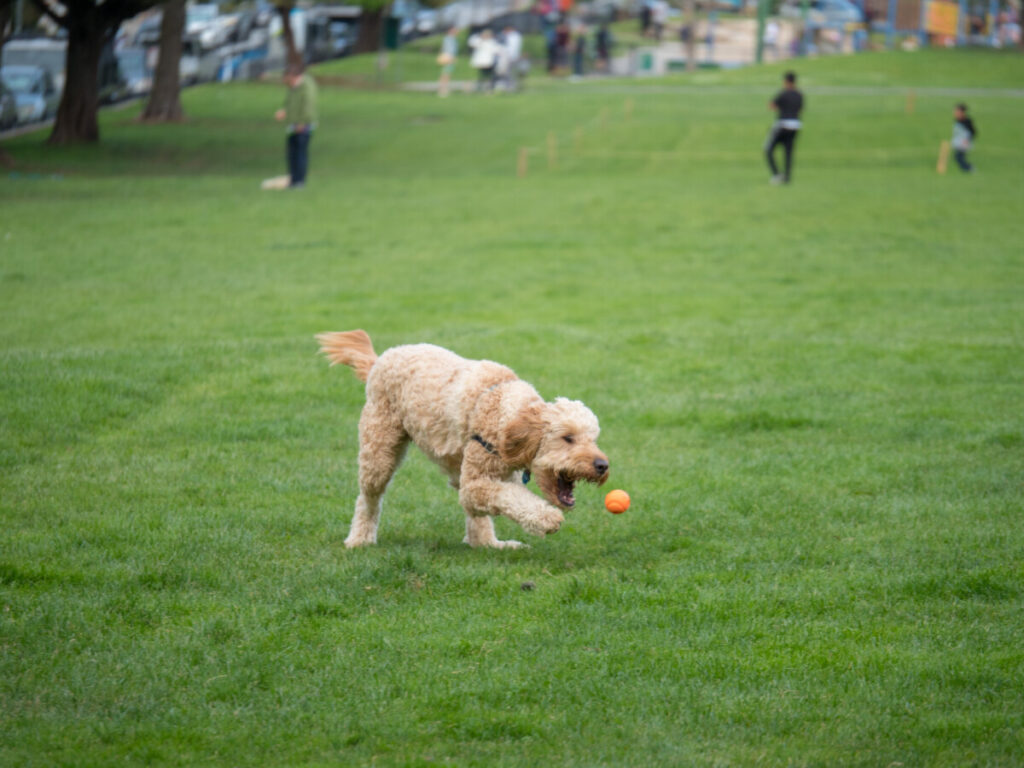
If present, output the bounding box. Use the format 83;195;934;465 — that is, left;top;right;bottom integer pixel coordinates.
459;474;563;546
463;514;523;550
460;478;563;539
458;445;563;546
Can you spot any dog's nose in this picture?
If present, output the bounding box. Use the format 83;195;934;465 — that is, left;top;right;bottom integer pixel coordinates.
594;458;609;475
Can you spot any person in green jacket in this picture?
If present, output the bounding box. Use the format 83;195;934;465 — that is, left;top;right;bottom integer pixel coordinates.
274;63;319;188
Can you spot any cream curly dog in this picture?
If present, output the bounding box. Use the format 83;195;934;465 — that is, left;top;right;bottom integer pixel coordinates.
316;330;610;549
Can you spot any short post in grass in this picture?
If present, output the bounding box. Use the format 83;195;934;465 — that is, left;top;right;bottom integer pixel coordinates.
573;126;583;155
625;98;634;120
517;147;529;178
600;107;609;130
905;89;916;115
547;131;557;170
936;140;950;174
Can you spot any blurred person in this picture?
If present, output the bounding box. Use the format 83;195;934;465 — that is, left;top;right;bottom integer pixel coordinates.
468;28;500;92
595;23;612;71
998;5;1021;45
545;24;559;72
274;63;319;189
652;0;669;41
555;21;571;72
951;103;977;173
572;25;588;78
764;70;804;184
763;19;780;59
640;0;652;36
437;27;459;98
500;25;523;90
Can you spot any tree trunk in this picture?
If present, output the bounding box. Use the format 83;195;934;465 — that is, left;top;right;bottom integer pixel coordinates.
684;0;696;72
277;4;303;69
1;0;12;49
0;1;11;165
141;0;185;121
353;7;384;55
49;19;105;144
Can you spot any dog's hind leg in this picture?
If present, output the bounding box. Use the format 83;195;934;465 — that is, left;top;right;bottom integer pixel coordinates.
346;398;409;548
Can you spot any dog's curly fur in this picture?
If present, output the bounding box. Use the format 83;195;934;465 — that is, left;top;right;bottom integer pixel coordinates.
316;330;610;549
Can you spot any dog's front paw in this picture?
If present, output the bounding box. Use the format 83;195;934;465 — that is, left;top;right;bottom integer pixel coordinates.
521;507;564;537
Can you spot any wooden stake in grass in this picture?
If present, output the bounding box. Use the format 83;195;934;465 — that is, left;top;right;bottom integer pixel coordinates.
625;98;634;120
936;140;950;174
573;126;583;155
547;131;557;170
600;107;609;131
517;147;529;178
905;90;916;115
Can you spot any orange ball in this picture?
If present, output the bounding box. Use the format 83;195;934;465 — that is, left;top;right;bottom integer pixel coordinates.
604;489;630;514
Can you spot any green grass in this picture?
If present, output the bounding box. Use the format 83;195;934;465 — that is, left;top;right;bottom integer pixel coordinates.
2;49;1023;767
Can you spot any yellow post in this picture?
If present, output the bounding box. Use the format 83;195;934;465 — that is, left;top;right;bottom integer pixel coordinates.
905;90;916;115
625;98;634;119
936;140;950;174
573;126;583;155
547;131;557;170
517;147;529;178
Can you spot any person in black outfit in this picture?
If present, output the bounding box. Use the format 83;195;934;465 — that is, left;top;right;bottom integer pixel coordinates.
765;71;804;184
951;103;977;173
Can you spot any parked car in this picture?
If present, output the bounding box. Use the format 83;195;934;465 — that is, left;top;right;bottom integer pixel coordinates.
116;47;154;97
187;3;232;50
97;43;128;103
1;35;67;93
0;64;60;124
0;81;17;130
306;16;352;62
414;9;438;36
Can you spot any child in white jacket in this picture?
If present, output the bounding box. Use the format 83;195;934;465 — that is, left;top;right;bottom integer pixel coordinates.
468;29;501;92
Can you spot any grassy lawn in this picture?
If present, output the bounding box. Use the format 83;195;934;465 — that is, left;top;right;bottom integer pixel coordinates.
1;49;1022;766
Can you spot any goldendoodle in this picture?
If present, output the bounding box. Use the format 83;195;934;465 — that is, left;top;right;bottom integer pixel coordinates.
316;330;610;549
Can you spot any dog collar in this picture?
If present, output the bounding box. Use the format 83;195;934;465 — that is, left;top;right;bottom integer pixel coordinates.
471;434;531;484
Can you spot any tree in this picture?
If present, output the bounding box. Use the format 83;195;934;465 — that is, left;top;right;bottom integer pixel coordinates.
0;0;11;167
684;0;696;72
1;0;12;48
352;0;387;56
30;0;160;144
140;0;185;122
275;1;303;70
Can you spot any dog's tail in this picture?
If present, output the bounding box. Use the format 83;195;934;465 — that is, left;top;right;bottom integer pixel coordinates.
315;329;378;382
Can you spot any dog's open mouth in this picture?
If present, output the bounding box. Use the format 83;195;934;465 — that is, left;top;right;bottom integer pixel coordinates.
556;473;576;508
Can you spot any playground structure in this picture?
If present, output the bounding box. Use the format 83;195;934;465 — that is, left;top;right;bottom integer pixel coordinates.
620;0;1018;75
755;0;1020;62
870;0;1021;48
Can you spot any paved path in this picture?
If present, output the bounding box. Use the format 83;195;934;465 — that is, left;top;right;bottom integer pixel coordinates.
403;79;1024;99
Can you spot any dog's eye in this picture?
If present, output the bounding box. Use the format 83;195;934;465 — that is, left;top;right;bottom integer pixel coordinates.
562;435;575;444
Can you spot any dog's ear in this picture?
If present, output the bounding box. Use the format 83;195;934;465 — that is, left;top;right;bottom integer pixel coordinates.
500;404;546;468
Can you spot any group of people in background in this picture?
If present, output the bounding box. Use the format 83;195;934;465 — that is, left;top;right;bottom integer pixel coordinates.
438;25;524;96
545;22;613;76
437;20;613;96
639;0;671;41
